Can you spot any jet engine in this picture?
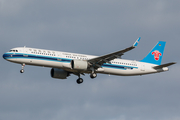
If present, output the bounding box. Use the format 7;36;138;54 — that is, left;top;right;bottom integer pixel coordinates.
51;68;70;79
71;60;88;70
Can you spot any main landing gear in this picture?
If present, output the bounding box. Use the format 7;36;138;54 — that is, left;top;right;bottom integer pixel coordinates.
76;74;84;84
20;63;25;73
76;73;97;84
89;67;97;79
90;73;97;79
76;78;83;84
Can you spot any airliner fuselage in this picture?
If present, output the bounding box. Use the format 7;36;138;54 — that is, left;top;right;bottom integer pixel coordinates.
2;38;175;84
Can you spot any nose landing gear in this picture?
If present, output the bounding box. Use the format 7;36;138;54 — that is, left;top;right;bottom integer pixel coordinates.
20;63;25;73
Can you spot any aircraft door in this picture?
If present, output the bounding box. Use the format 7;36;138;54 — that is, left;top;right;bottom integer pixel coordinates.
23;47;28;57
56;52;62;60
56;52;63;67
23;47;32;63
141;64;145;71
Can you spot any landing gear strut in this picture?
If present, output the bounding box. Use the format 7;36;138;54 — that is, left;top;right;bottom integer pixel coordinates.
20;63;25;73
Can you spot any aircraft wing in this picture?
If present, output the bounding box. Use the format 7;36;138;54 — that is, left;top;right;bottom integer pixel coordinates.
88;37;141;68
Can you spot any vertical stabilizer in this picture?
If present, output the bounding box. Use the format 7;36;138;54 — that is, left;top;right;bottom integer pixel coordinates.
140;41;166;65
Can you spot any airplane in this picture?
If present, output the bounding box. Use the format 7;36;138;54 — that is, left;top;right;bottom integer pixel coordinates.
3;38;176;84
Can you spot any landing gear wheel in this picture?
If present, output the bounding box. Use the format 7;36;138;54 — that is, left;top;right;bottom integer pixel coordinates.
20;69;24;73
77;78;83;84
90;73;97;79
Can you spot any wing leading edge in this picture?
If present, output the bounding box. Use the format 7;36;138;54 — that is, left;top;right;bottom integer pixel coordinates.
88;37;141;68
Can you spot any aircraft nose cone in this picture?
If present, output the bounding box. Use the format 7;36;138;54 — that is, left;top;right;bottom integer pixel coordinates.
3;53;7;59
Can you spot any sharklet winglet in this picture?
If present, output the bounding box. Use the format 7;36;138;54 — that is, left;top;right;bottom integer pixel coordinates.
133;37;141;47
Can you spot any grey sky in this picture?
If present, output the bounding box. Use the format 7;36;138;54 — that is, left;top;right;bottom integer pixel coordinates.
0;0;180;120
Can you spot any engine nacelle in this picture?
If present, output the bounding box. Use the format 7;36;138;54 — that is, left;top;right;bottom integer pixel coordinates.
71;60;88;70
51;68;69;79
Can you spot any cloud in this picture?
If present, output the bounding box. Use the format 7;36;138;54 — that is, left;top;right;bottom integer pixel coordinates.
0;0;32;16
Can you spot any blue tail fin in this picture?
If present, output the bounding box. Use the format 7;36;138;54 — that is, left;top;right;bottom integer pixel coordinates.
140;41;166;65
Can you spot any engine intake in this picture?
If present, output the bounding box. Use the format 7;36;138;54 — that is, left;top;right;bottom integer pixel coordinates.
51;68;70;79
71;60;88;70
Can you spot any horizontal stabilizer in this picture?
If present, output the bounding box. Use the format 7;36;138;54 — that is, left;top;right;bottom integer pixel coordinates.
153;62;176;69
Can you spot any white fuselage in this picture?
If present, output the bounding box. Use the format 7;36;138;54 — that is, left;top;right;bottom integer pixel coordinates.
3;47;168;76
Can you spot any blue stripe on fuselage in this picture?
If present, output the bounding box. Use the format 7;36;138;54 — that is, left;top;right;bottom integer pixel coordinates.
3;53;138;70
102;64;137;70
3;53;71;63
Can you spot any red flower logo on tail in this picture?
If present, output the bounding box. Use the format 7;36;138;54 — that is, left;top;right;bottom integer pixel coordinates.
152;50;162;61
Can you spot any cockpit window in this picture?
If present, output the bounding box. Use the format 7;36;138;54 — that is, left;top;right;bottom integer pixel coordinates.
9;50;18;52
